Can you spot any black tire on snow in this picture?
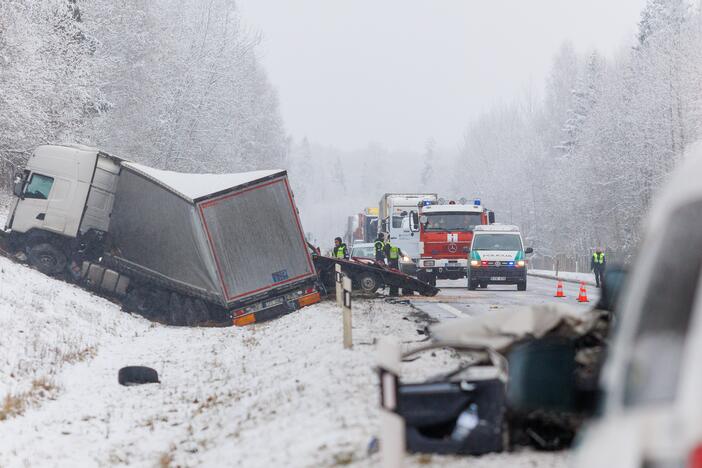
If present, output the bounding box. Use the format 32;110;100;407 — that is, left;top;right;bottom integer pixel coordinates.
358;273;380;293
118;366;160;386
428;275;437;287
517;280;527;291
27;243;67;276
468;277;478;290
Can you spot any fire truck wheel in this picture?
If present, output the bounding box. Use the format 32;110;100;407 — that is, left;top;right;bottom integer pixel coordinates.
358;273;380;293
28;243;67;276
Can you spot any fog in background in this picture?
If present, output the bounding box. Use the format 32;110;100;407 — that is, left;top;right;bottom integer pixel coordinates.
238;0;648;150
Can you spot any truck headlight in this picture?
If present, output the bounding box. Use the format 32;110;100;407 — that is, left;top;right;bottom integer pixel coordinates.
516;260;526;267
423;260;435;267
402;255;412;263
470;260;480;267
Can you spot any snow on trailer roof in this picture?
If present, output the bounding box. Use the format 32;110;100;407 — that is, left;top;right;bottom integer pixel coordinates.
122;162;285;203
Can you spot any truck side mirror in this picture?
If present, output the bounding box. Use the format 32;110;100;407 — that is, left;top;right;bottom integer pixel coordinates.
13;172;26;199
488;211;495;224
525;247;534;255
409;211;419;232
419;215;428;225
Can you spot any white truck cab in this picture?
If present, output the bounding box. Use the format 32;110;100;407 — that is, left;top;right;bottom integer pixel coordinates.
378;193;437;274
6;144;120;238
573;144;702;468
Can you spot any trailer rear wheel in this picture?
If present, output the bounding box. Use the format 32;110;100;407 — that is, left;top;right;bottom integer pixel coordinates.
168;292;186;326
358;273;380;293
28;243;66;276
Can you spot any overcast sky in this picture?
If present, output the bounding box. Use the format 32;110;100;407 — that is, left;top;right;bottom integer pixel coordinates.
237;0;648;151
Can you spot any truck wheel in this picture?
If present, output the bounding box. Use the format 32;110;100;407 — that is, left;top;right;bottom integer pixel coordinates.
358;273;380;294
123;287;150;315
182;298;200;326
479;282;488;289
168;292;186;326
28;243;67;276
517;280;527;291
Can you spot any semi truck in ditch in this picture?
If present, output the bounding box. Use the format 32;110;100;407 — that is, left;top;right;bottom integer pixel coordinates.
409;198;495;285
1;144;321;326
378;193;437;274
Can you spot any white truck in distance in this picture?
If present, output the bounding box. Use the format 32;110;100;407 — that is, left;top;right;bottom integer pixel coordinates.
378;193;437;274
2;144;321;326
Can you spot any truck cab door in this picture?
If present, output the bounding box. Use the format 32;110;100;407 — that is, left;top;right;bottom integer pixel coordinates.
11;172;54;233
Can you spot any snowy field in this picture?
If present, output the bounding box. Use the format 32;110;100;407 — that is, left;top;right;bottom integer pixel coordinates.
0;255;567;467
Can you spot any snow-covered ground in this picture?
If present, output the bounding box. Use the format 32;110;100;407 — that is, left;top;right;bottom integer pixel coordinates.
0;255;567;467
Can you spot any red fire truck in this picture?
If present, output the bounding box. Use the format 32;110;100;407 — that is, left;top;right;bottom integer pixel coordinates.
410;199;494;285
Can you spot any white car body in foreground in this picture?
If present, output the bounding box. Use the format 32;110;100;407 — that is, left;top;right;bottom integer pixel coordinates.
574;143;702;468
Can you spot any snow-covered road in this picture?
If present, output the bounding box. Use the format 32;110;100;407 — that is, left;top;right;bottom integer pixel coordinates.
0;256;569;468
411;276;599;322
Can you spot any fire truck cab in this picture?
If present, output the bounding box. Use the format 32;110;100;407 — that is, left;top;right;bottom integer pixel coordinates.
410;199;494;285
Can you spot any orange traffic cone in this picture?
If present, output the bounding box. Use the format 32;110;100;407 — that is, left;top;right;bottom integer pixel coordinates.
554;280;566;298
577;282;589;303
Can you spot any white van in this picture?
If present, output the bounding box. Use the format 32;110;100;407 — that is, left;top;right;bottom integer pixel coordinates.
467;224;533;291
573;144;702;467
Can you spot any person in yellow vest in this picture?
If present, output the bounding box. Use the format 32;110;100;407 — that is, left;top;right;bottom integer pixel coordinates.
384;241;404;270
590;248;606;288
333;237;349;260
374;234;386;263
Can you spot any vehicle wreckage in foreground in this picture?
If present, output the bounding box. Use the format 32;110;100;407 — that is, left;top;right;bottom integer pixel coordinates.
385;273;624;456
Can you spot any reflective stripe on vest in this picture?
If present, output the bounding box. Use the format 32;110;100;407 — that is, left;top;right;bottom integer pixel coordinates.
388;246;400;260
374;241;384;252
593;252;604;264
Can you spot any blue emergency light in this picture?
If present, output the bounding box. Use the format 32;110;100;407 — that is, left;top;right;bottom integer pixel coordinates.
422;200;432;206
474;199;481;206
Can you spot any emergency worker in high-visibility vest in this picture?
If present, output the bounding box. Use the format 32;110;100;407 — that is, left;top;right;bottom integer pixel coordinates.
374;234;386;263
590;248;606;288
333;237;349;260
384;241;404;270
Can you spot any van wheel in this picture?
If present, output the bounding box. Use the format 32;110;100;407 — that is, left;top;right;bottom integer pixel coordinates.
468;279;478;290
28;243;67;275
517;280;527;291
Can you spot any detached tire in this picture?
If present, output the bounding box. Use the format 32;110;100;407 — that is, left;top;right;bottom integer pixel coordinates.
118;366;159;386
28;243;67;276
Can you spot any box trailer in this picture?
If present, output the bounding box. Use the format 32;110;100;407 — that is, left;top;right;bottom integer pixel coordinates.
2;145;320;326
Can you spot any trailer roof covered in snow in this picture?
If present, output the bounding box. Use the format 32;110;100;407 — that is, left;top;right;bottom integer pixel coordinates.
122;162;285;202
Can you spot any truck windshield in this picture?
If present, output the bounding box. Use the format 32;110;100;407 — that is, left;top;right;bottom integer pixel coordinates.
391;215;404;229
424;212;482;232
472;233;522;251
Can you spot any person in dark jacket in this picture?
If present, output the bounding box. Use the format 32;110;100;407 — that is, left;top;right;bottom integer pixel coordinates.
333;237;349;260
591;248;606;288
374;234;386;263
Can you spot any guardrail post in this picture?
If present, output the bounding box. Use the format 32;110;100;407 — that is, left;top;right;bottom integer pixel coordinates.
335;263;343;308
342;276;352;349
377;336;404;468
